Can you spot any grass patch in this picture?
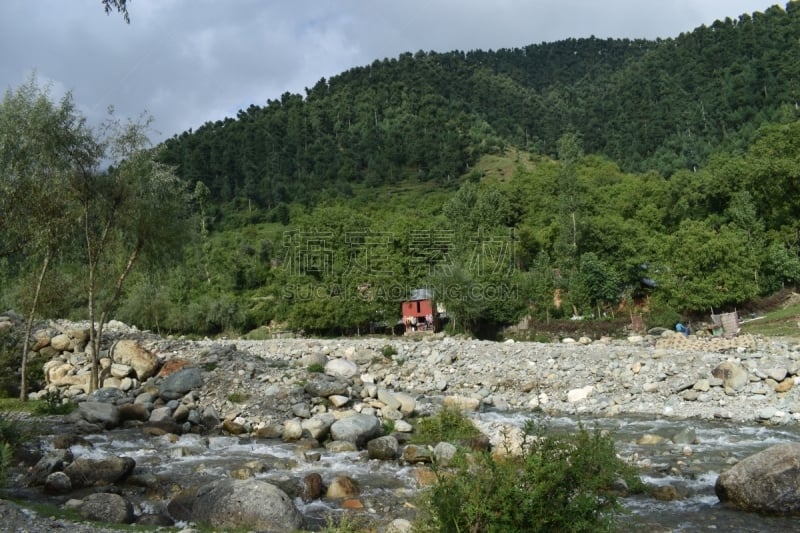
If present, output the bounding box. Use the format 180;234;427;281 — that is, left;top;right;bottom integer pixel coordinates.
307;363;325;373
411;407;481;445
740;303;800;338
227;392;250;403
32;389;76;415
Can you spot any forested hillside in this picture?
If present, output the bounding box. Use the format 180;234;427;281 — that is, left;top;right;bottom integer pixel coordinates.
159;3;800;208
3;2;800;340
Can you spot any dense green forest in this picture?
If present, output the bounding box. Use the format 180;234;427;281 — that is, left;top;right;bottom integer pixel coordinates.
3;2;800;339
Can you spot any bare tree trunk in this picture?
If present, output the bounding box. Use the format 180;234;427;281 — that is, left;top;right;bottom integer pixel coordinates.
91;244;142;391
88;262;98;392
85;197;117;392
19;253;51;401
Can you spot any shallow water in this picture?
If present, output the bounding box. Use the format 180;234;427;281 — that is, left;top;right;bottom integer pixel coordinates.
34;411;800;531
479;411;800;532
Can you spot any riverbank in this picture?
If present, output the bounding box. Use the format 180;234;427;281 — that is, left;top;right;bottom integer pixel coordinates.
6;319;800;530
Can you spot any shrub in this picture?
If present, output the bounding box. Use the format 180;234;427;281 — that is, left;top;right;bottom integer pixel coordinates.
0;327;22;397
415;422;642;533
227;392;250;403
381;344;398;358
411;407;481;445
307;363;325;373
0;441;11;487
319;513;368;533
33;389;76;415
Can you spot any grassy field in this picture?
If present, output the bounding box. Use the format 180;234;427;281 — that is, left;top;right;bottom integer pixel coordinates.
740;302;800;339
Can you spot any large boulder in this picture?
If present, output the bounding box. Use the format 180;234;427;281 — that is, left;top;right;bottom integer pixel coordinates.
159;367;202;400
72;401;120;429
112;339;160;380
330;414;381;447
367;436;399;460
50;334;72;352
79;492;134;524
301;413;336;441
64;456;136;488
191;479;302;532
325;358;359;380
712;361;749;392
304;375;349;398
715;443;800;513
26;450;72;486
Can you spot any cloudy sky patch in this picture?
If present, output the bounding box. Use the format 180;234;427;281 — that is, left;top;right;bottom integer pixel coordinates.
0;0;775;143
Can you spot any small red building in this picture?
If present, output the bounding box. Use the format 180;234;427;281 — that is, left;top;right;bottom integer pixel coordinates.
401;289;437;333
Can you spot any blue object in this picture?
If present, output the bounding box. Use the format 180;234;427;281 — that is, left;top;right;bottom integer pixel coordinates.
675;323;690;336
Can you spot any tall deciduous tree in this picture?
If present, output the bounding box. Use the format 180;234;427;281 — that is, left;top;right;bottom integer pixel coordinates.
0;75;99;400
73;111;190;391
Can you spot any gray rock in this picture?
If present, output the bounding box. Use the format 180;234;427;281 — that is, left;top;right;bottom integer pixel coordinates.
301;352;327;368
191;479;302;532
433;442;458;466
201;405;220;429
159;367;203;400
79;492;134;524
325;440;358;452
301;413;336;441
325;358;359;379
72;401;120;429
292;402;311;418
64;456;136;488
88;387;127;404
377;388;401;411
766;367;788;382
43;471;72;494
393;391;416;415
330;414;381;447
716;443;800;513
304;375;349;397
282;419;303;441
712;361;749;392
346;348;376;365
402;444;432;463
149;406;173;422
26;450;72;486
367;436;399;460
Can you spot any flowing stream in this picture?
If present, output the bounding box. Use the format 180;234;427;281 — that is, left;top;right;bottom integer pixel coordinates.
29;411;800;531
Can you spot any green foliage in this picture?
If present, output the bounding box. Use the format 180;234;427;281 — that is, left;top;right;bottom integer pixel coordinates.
33;389;76;415
0;414;26;449
416;423;642;533
382;419;396;434
318;514;369;533
381;344;398;358
760;242;800;294
0;327;21;397
0;411;31;486
227;392;250;404
9;10;800;337
655;220;760;311
0;441;11;486
307;363;324;373
411;407;481;445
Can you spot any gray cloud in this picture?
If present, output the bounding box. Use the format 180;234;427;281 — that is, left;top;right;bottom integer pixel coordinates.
0;0;774;143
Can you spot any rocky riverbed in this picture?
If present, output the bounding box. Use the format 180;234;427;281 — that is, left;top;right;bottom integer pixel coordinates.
3;313;800;531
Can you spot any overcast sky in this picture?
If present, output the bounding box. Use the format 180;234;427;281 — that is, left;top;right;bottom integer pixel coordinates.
0;0;777;144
